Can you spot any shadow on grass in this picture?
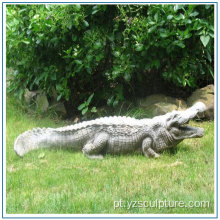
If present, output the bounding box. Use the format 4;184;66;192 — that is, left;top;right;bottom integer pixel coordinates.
17;143;189;159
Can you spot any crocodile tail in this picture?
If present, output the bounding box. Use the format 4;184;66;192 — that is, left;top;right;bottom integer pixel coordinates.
14;128;54;156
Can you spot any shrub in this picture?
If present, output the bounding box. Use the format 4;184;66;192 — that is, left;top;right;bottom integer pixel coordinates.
6;4;214;116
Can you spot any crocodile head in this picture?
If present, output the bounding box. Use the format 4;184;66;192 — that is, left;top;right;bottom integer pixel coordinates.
165;102;206;142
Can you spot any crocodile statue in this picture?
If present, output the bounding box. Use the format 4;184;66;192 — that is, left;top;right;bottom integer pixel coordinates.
14;102;206;159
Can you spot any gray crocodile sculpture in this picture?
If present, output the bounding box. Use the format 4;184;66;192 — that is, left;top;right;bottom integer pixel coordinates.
14;102;206;159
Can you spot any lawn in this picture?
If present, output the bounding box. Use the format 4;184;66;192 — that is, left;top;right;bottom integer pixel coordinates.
6;95;215;214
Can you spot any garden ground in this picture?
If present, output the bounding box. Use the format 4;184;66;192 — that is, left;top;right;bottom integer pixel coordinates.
6;95;214;214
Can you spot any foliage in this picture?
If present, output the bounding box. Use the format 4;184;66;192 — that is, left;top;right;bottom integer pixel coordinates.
77;93;97;115
6;4;214;115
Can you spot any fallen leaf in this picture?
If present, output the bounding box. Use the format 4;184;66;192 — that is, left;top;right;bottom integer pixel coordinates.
168;161;183;167
7;165;18;172
38;153;45;159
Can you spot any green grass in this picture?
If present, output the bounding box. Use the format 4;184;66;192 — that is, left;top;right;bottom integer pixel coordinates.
6;95;214;214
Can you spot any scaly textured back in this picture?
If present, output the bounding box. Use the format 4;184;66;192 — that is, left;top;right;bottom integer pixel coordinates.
14;116;149;156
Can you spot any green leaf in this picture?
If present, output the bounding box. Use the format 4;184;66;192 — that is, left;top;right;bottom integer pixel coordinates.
45;4;50;10
87;93;94;104
107;96;114;106
107;34;114;42
167;15;173;20
200;35;210;47
51;73;56;81
209;25;214;32
207;65;214;78
86;54;93;62
206;51;212;63
26;29;31;35
113;99;119;107
96;54;103;62
193;21;203;31
91;107;97;113
210;69;214;78
200;69;205;75
175;13;185;21
183;29;192;39
75;60;82;65
173;40;185;48
83;20;89;27
75;4;81;11
72;35;77;42
36;39;41;44
190;11;199;17
209;32;214;38
174;4;184;12
22;40;30;45
112;70;120;78
92;10;99;15
205;4;211;9
188;5;196;13
94;41;102;49
57;94;62;101
124;73;131;82
160;32;168;38
135;43;143;51
113;51;120;57
186;19;192;24
183;80;186;87
82;107;88;115
153;60;160;69
154;13;158;22
148;26;156;34
33;14;39;19
187;79;191;86
78;103;86;110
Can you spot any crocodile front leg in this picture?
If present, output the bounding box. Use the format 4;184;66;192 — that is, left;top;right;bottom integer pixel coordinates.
82;133;108;159
142;137;160;158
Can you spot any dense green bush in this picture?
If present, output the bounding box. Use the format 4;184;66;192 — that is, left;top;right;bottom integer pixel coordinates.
6;4;214;115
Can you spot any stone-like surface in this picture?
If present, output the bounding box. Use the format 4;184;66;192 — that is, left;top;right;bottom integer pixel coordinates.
51;87;58;101
24;89;39;104
138;94;185;107
138;94;187;116
14;102;206;159
52;102;67;115
187;84;214;120
50;87;67;115
36;93;49;112
151;102;178;116
23;88;66;115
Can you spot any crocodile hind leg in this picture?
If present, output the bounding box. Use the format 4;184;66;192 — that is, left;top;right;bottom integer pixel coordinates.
82;133;108;159
142;137;160;158
82;143;104;159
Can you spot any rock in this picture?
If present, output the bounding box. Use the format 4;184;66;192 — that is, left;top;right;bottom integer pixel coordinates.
150;102;179;116
74;117;80;124
6;68;15;88
51;87;58;102
138;94;187;116
36;93;49;112
52;102;66;115
24;88;66;115
49;87;67;116
138;94;187;110
187;84;214;120
24;89;39;104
